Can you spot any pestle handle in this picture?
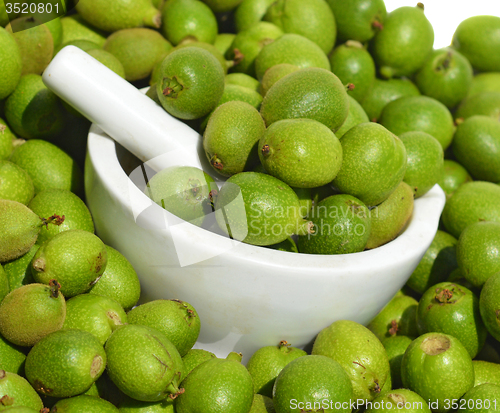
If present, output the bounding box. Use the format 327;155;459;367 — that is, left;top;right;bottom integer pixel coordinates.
42;46;210;174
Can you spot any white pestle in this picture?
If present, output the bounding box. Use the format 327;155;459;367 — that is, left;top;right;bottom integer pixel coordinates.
42;45;220;180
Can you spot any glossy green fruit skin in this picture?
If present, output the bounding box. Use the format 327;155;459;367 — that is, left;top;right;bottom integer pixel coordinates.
379;95;455;150
28;189;94;245
225;73;260;91
63;294;127;346
31;229;107;298
105;324;182;402
118;397;175;412
0;119;16;162
169;42;228;75
86;49;126;78
254;34;330;81
2;244;37;292
4;74;64;140
455;92;500;121
175;355;254;413
365;181;414;249
0;266;8;304
6;17;54;76
457;221;500;288
201;0;244;13
381;335;413;390
249;394;274;413
88;245;141;312
75;0;161;32
260;67;348;132
215;34;236;56
226;22;283;77
0;161;34;205
401;333;474;413
312;320;390;402
263;0;336;55
0;28;22;100
161;0;217;46
438;160;472;199
468;73;500;98
330;41;376;103
326;0;386;43
473;360;500;387
215;172;307;246
145;166;217;227
298;194;371;255
400;131;444;199
204;101;265;177
9;139;83;195
0;199;40;263
332;122;407;207
414;47;473;109
59;15;107;47
181;349;216;381
336;96;369;139
234;0;276;32
200;83;264;132
460;383;500;413
0;282;66;347
480;272;500;342
103;28;172;81
50;394;119;412
452;116;500;183
127;299;200;357
452;15;500;72
364;389;431;413
259;64;299;97
0;331;26;376
0;1;7;26
156;47;225;120
25;329;106;398
417;282;487;358
259;119;342;188
272;355;353;413
370;5;434;78
246;341;307;398
406;230;458;295
367;294;418;341
442;182;500;239
360;78;420;122
0;371;44;412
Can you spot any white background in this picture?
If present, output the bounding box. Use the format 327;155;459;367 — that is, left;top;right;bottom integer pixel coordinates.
383;0;500;49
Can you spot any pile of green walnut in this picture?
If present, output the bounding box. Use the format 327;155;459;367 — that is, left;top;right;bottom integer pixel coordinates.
1;0;500;410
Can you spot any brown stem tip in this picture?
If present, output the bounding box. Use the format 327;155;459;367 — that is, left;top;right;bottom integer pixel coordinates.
372;20;384;31
233;49;244;66
261;144;271;156
435;288;453;303
41;214;65;229
49;279;61;298
169;387;185;400
210;155;224;170
388;319;398;336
